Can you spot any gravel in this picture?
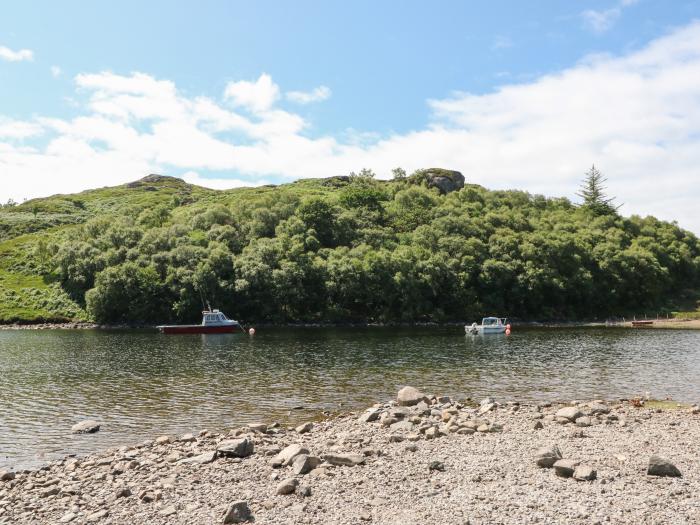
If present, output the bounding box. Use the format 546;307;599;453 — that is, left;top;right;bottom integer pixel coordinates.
0;393;699;524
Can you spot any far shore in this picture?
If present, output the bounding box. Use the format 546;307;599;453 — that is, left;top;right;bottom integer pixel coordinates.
2;318;700;331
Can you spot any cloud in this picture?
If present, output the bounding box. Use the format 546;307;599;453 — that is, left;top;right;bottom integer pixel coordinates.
0;45;34;62
182;171;270;190
0;119;44;139
286;85;332;104
3;22;700;233
224;73;280;113
581;0;638;33
51;66;62;77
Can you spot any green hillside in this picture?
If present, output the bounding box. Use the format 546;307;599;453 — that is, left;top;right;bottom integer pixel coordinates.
1;169;699;324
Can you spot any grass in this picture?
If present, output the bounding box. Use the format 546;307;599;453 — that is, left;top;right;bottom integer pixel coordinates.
641;399;692;410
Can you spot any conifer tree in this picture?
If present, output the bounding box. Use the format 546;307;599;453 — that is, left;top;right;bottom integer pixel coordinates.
577;165;619;215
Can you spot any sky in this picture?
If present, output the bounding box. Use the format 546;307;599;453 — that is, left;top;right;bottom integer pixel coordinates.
2;0;700;232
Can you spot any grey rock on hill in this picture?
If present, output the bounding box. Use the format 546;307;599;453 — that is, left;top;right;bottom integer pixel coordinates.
415;168;465;194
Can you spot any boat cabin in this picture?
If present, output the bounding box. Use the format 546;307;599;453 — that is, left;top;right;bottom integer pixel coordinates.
202;310;232;326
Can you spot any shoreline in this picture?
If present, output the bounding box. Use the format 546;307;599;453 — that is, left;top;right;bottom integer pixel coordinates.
1;392;699;524
2;319;700;330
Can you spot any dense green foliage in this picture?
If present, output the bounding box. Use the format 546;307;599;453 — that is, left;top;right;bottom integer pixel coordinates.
1;171;699;324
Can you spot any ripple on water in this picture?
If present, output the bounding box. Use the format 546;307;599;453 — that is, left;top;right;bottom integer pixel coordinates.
1;326;699;469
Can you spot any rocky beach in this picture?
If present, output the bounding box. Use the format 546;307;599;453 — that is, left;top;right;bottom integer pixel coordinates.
1;388;699;525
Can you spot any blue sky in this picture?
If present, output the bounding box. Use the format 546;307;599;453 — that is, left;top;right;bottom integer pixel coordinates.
2;1;700;232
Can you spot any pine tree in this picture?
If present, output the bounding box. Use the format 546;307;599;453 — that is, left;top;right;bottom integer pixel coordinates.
576;165;618;215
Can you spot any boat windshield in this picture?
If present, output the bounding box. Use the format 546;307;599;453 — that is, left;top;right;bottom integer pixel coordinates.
482;317;500;326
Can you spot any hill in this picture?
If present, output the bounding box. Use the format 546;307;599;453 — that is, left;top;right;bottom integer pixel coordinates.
1;169;699;324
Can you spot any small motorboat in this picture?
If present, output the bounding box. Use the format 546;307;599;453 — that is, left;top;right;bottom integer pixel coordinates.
157;309;245;334
465;317;510;335
631;320;654;327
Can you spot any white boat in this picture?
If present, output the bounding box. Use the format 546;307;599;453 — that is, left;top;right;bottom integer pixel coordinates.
465;317;509;335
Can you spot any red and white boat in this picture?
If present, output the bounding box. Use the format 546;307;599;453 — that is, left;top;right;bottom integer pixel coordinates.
157;309;245;334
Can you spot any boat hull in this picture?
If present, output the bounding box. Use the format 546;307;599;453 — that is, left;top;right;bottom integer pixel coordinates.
158;324;242;334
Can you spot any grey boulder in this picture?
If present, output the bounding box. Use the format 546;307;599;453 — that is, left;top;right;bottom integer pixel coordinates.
217;437;254;458
647;455;682;477
71;420;101;434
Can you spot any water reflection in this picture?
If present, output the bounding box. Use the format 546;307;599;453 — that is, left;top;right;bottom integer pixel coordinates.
1;327;699;469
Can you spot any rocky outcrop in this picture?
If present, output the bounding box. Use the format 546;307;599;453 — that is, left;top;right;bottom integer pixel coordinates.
410;168;465;194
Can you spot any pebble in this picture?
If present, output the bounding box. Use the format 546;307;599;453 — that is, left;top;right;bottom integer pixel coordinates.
553;459;581;478
647;455;682;477
276;477;299;495
217;437;254;458
397;386;427;406
71;420;101;434
535;445;563;468
223;500;252;523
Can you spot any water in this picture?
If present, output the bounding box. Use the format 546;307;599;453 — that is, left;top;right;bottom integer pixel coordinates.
1;326;699;470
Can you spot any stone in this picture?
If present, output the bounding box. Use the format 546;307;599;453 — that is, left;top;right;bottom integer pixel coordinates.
292;454;322;475
428;461;445;471
59;512;77;523
587;402;610;415
358;409;381;423
165;451;183;463
573;465;597;481
0;470;15;481
420;168;465;194
647;455;682;477
323;452;365;467
276;477;299;495
272;444;309;467
553;459;580;478
533;421;544;430
535;445;563;468
248;423;267;433
115;486;131;498
178;433;196;442
217;437;254;458
397;386;427;407
296;422;313;434
555;406;583;421
71;420;100;434
41;486;60;498
299;485;312;497
223;500;252;523
425;427;440;439
155;435;172;445
180;450;217;465
86;510;109;522
159;506;177;517
575;416;592;427
379;414;399;427
405;444;418;452
389;420;414;432
389;434;405;443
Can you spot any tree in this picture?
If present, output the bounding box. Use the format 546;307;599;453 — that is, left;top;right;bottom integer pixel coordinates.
577;165;619;215
391;167;407;180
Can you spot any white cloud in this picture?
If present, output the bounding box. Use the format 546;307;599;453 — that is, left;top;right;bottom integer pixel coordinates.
224;73;279;113
182;171;270;190
581;0;638;33
3;22;700;233
286;85;332;104
0;119;44;139
51;66;62;77
0;45;33;62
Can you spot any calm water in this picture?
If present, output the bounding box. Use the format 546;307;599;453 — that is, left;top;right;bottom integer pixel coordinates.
1;326;699;470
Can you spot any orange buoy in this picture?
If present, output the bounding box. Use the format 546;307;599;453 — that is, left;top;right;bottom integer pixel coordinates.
506;323;511;330
248;327;256;335
505;328;511;335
